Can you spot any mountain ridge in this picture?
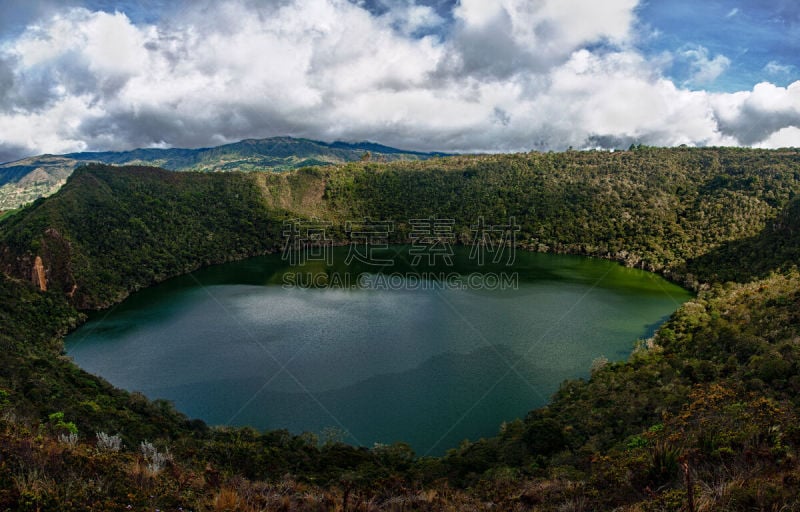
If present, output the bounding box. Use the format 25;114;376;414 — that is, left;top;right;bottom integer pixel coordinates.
0;136;447;210
4;148;800;509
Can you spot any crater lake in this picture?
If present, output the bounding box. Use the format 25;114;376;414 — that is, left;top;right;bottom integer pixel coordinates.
66;246;691;455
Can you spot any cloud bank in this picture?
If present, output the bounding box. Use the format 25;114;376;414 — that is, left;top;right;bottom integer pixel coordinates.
0;0;798;161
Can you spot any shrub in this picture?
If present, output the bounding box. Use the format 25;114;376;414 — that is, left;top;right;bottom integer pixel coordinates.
57;432;79;447
140;440;171;475
96;432;122;452
47;411;78;435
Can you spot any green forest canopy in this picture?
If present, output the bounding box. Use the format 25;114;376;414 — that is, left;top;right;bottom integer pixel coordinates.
1;146;800;510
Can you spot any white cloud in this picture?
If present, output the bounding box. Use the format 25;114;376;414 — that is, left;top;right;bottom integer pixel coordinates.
525;49;731;148
83;11;149;76
711;81;800;145
764;60;795;76
679;45;731;86
0;94;101;154
379;1;444;36
11;9;148;75
0;0;796;160
756;126;800;148
448;0;638;77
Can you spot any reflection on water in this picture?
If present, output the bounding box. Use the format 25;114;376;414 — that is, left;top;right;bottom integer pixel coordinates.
66;247;691;455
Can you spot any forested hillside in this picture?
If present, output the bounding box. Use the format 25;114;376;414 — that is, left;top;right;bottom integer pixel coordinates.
6;147;799;308
0;137;444;210
1;147;800;510
1;165;288;308
325;147;800;284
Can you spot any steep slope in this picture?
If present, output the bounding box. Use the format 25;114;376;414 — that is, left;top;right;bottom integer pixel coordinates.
0;155;80;209
2;148;800;509
0;136;446;209
324;147;800;285
3;148;800;310
0;164;294;308
686;196;800;281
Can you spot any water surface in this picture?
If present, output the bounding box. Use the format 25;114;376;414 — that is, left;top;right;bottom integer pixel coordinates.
66;246;691;454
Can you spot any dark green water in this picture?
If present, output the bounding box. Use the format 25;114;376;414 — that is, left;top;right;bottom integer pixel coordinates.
66;246;690;455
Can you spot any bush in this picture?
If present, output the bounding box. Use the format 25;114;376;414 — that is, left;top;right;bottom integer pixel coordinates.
140;440;171;475
96;432;122;452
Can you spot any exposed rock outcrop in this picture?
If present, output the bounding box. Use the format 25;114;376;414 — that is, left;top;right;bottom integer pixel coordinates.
31;255;46;291
1;228;76;297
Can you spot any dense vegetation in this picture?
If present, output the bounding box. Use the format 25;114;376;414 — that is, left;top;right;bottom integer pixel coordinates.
0;165;289;309
0;137;444;210
1;147;800;510
326;148;800;284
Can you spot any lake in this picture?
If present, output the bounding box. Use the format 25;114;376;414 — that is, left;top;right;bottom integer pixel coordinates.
66;246;691;455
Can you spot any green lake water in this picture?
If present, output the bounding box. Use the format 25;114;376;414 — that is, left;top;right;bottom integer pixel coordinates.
66;246;691;455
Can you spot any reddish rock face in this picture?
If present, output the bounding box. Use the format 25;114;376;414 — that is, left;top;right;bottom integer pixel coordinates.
32;255;46;291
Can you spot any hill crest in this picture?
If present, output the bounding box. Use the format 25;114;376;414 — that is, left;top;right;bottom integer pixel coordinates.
0;136;446;210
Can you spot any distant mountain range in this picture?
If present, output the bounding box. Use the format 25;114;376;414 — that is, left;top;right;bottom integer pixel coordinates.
0;137;446;210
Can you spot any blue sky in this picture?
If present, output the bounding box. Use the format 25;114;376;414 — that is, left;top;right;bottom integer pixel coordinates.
0;0;798;161
637;0;799;91
359;0;800;93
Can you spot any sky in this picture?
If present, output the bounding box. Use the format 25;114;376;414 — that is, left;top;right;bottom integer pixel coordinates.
0;0;798;162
